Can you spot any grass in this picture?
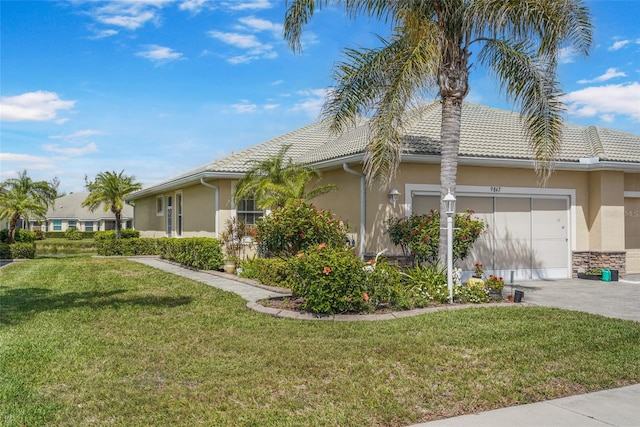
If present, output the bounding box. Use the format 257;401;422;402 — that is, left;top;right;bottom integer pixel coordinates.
1;258;639;426
35;238;97;258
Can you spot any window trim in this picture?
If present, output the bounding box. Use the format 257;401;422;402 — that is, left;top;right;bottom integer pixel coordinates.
156;196;164;216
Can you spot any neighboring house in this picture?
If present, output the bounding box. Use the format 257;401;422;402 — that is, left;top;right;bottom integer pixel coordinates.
126;102;640;278
29;192;134;233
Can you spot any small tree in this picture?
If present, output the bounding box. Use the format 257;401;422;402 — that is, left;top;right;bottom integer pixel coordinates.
0;170;58;244
82;170;142;239
386;210;484;265
255;200;348;258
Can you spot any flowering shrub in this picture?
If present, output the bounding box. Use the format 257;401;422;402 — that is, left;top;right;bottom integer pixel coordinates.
456;283;489;303
386;210;484;265
256;200;348;258
485;275;504;292
288;243;368;314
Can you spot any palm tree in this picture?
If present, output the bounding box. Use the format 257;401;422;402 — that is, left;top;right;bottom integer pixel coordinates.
82;170;142;239
233;145;337;210
284;0;592;260
0;170;58;243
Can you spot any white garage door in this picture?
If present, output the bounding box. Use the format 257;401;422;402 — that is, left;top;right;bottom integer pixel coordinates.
412;195;569;279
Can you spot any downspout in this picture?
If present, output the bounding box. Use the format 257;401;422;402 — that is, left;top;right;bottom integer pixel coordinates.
343;163;366;259
200;178;219;238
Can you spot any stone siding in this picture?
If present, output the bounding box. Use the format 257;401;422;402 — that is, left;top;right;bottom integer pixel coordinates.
572;251;626;278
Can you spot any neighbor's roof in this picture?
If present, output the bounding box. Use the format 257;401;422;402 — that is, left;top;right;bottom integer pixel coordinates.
46;192;133;221
129;101;640;199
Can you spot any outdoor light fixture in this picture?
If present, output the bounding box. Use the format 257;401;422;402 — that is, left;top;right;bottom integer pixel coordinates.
443;189;456;303
388;188;401;207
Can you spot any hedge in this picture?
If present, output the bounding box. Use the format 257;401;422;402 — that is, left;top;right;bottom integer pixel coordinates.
94;229;140;240
44;231;97;239
95;237;224;271
158;238;224;271
0;242;36;259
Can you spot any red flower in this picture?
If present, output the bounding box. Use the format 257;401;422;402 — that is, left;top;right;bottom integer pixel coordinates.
323;266;331;275
362;293;369;302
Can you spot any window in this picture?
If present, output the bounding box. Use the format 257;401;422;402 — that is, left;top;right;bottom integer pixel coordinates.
237;197;263;225
68;220;76;229
85;221;94;232
156;197;163;216
176;193;183;236
166;196;173;236
53;220;62;231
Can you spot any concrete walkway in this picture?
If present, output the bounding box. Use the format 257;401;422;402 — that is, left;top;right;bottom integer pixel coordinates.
507;275;640;322
411;383;640;427
128;257;287;302
129;257;640;427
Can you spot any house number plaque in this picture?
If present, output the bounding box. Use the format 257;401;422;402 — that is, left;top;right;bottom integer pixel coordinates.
490;186;502;193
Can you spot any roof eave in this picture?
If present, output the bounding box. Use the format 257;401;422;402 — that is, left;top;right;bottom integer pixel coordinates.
127;171;245;201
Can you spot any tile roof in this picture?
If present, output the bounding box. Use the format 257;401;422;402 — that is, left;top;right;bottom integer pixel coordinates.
46;192;133;220
133;101;640;196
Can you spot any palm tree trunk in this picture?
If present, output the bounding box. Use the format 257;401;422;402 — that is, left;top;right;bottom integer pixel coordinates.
8;212;20;244
438;97;463;263
115;211;122;239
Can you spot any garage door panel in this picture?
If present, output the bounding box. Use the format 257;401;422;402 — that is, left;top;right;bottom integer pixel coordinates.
411;193;569;278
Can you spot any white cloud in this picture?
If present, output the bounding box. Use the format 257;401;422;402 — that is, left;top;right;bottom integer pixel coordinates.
231;100;257;113
208;31;263;49
263;104;279;110
179;0;209;13
41;142;99;156
50;129;104;140
558;47;576;64
136;45;185;64
291;88;328;116
208;30;276;63
237;16;282;35
223;1;273;11
0;152;52;163
89;1;171;30
577;68;627;84
564;82;640;122
0;91;75;122
609;39;630;51
89;28;119;39
271;80;284;86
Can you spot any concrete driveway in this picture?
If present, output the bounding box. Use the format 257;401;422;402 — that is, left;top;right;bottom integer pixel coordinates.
510;275;640;322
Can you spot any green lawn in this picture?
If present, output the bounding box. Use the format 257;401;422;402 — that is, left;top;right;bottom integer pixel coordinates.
1;258;639;426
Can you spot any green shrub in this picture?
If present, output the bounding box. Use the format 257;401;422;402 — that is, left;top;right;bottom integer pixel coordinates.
9;242;36;259
158;238;224;271
363;257;406;309
401;264;451;306
0;243;10;258
386;210;484;265
65;227;83;240
239;257;294;288
0;228;36;243
456;282;490;304
44;231;95;239
256;200;348;258
95;229;140;240
289;244;368;314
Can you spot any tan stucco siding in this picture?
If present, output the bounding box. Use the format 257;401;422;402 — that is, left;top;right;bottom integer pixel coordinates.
181;184;216;234
588;171;625;251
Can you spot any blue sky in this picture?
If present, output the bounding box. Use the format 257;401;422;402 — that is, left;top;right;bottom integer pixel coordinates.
1;0;639;194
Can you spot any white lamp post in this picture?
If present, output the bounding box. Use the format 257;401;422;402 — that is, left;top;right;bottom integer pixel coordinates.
444;189;456;304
